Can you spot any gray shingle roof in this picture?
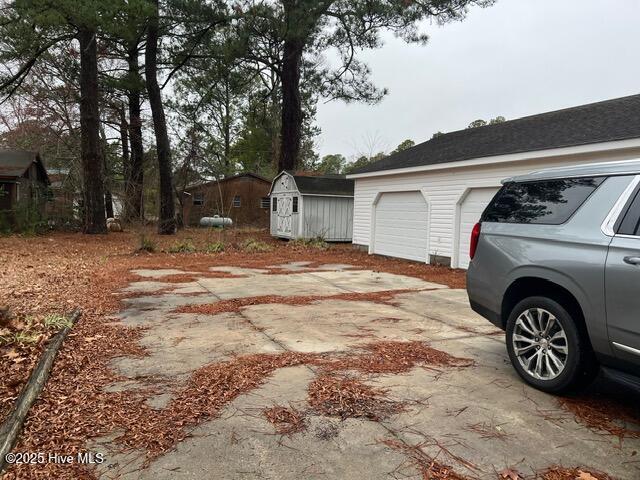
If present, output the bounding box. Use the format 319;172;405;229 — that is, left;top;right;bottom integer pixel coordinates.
293;175;354;196
0;150;49;183
352;94;640;175
184;172;271;191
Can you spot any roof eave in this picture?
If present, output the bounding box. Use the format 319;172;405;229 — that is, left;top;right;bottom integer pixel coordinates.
346;138;640;179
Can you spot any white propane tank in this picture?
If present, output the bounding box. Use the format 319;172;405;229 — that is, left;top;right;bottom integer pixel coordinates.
199;215;233;227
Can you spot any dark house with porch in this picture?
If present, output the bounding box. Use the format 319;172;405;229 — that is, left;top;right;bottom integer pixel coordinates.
181;173;272;227
0;150;50;225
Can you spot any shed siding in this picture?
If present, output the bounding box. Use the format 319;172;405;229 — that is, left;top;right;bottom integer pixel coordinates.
353;148;640;260
302;196;353;241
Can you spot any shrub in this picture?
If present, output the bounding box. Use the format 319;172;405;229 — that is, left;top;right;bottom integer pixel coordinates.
168;239;197;253
0;201;47;235
43;313;73;330
137;235;157;253
13;331;41;344
241;238;273;253
291;236;329;250
204;241;225;253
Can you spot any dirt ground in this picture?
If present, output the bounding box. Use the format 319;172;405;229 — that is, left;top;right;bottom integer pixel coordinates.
1;227;639;479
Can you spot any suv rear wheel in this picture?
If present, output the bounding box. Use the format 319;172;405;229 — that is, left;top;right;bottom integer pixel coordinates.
505;296;597;393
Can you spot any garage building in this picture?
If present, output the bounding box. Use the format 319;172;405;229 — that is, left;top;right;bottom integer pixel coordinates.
347;94;640;268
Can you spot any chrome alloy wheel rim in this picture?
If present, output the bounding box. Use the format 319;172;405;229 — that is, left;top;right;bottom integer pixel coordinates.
512;308;568;380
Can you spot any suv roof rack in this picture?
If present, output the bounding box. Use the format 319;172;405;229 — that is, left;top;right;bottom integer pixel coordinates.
504;158;640;183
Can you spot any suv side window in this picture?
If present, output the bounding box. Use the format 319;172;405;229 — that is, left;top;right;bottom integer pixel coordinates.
482;177;605;225
618;190;640;236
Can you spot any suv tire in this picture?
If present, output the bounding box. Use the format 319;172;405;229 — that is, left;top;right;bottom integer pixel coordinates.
505;296;598;393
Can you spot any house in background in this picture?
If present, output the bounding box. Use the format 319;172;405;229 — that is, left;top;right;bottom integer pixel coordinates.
181;172;271;227
46;167;77;222
347;94;640;269
0;150;50;222
269;171;354;241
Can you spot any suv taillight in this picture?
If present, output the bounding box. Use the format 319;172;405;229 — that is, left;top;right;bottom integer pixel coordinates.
470;222;481;260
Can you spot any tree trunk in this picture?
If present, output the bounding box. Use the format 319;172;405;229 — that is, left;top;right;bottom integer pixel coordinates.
279;37;304;172
100;127;114;219
145;0;176;234
126;43;144;221
119;106;131;218
78;27;107;234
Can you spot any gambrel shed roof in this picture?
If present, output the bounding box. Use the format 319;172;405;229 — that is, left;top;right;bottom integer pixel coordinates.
270;171;354;196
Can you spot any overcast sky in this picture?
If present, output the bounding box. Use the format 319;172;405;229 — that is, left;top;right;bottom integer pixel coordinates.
314;0;640;160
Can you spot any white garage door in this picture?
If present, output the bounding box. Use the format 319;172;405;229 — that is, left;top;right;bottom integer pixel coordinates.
458;187;500;269
373;191;428;262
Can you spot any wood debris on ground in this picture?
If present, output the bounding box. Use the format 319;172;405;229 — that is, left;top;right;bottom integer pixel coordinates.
263;405;307;435
4;228;622;480
308;374;405;421
172;289;424;316
320;340;473;374
535;466;615;480
558;393;640;440
382;438;471;480
3;336;471;478
0;228;465;427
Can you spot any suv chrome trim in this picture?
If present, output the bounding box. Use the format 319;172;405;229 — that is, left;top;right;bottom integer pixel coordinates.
613;341;640;357
601;175;640;236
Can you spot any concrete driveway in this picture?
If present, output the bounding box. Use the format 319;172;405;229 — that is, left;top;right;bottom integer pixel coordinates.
94;262;639;479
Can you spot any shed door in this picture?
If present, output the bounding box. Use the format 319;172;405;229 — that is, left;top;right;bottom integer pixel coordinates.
457;187;499;269
276;194;293;236
373;191;428;262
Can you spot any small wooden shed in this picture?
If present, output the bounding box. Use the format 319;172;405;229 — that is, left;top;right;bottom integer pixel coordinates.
0;150;50;222
269;171;354;241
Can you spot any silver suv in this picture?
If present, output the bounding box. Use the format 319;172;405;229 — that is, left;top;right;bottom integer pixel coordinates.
467;159;640;393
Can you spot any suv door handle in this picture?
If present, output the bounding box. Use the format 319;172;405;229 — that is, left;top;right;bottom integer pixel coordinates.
623;256;640;265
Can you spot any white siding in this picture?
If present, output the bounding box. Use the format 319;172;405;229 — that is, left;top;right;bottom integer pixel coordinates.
457;187;499;269
353;148;640;266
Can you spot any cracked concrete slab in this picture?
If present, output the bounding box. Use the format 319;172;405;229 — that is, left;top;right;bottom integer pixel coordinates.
314;263;356;271
131;269;195;278
94;264;640;480
111;311;282;381
393;289;503;335
110;366;410;480
243;299;463;353
375;344;637;479
266;262;357;272
120;280;209;295
197;269;444;300
266;261;314;271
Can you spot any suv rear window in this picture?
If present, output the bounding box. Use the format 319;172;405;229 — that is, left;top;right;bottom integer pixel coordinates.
618;190;640;236
482;177;605;225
